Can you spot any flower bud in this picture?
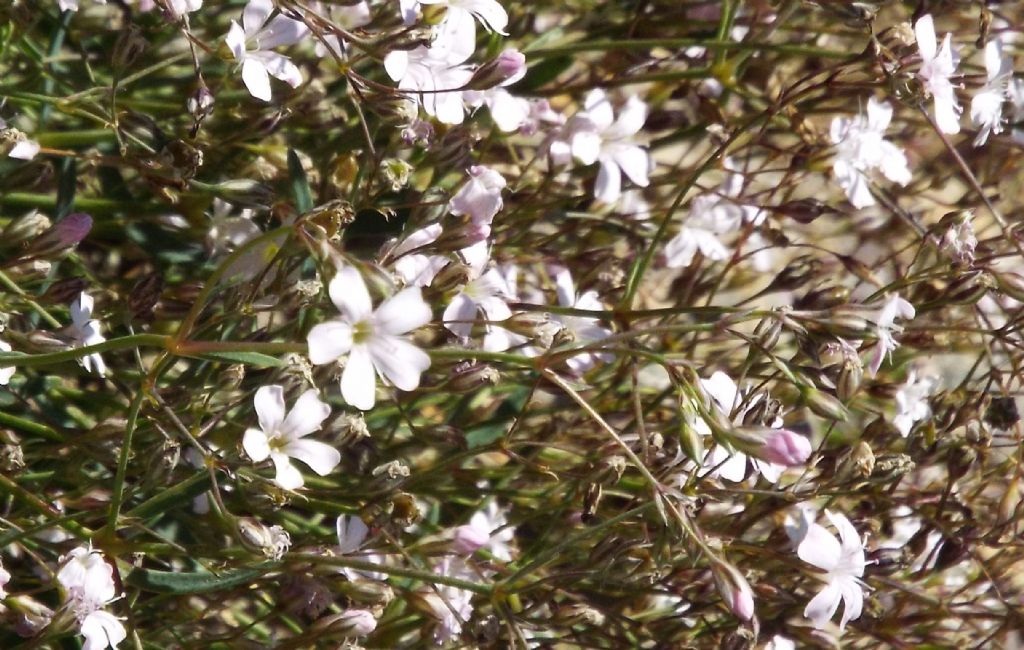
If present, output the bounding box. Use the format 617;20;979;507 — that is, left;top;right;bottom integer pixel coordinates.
128;271;164;322
447;362;500;392
712;561;755;621
467;48;527;90
113;24;147;72
188;85;215;120
22;212;92;259
39;277;88;305
800;387;849;421
752;315;782;352
837;356;863;401
451;524;488;555
2;211;51;248
236;517;291;560
757;429;812;466
315;609;377;637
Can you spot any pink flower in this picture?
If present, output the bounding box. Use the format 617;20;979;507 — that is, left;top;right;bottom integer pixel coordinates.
758;429;812;466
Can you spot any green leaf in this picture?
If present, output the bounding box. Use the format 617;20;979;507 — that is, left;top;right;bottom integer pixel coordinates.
126;472;211;520
125;564;274;594
288;148;313;213
192;351;284;368
517;55;573;92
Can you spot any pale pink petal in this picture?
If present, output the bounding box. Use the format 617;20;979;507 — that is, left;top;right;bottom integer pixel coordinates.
914;14;936;61
797;522;842;572
594;157;622;204
611;145;650;187
241;58;273;101
804;581;842;629
243;0;273;35
443;292;478;339
337;515;369;553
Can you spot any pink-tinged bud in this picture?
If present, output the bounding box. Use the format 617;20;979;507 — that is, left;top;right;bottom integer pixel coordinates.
467;48;527;90
758;430;812;466
451;524;488;555
23;212;92;259
712;562;755;621
315;608;377;637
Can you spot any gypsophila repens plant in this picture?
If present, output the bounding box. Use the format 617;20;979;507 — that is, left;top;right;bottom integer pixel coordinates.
2;0;1024;647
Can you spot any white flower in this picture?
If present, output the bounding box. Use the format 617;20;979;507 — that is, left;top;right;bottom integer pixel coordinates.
164;0;202;15
242;385;339;490
309;1;371;58
551;268;612;374
970;40;1013;146
443;242;523;352
418;0;508;62
226;0;307;102
69;293;106;376
0;561;9;599
915;14;962;135
697;371;787;484
57;546;117;612
766;635;796;650
0;339;15;385
866;293;915;376
307;265;432;410
449;165;507;225
384;45;474;125
797;510;866;631
892;370;937;437
388;223;449;288
26;545;122;650
423;557;476;644
830;98;911;209
562;90;650;204
80;610;127;650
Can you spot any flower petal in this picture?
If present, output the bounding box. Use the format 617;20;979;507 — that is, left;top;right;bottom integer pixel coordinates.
369;334;431;392
241;57;273;101
342;344;377;410
594;157;622;204
243;428;272;462
804;580;842;629
330;266;373;322
797;522;842;572
284;438;341;476
280;389;331;439
914;14;936;62
308;320;354;365
254;385;286;434
376;287;432;336
272;452;305;489
337;515;369;554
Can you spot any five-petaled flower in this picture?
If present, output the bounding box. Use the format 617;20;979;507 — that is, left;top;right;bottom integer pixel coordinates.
242;385;340;490
915;14;962;135
797;510;866;631
830;98;911;209
226;0;306;102
307;265;433;410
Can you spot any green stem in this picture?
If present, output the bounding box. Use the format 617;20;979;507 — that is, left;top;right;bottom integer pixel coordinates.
0;333;169;369
288;553;494;595
0;472;92;539
106;389;147;531
527;38;851;60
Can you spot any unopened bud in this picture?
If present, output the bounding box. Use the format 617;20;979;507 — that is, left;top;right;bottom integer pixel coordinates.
338;579;395;606
995;271;1024;302
448;361;500;392
801;387;849;421
129;271;164;321
843;440;875;478
39;277;88;305
113;24;147;72
679;411;705;463
22;212;92;258
2;211;51;247
236;517;291;560
712;561;755;621
819;308;873;338
555;603;606;627
467;48;527;90
188;85;215;119
757;429;812;466
451;524;488;555
837;356;863;401
314;609;378;637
